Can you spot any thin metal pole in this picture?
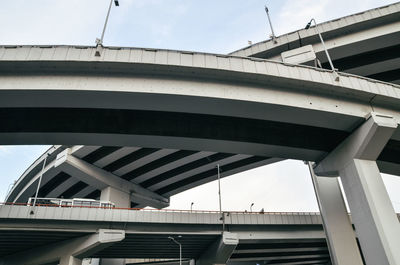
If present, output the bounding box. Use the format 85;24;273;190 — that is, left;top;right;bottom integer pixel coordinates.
265;6;277;43
310;19;335;72
217;164;222;214
217;164;225;230
169;237;182;265
306;161;317;186
179;243;182;265
99;0;114;45
32;154;49;208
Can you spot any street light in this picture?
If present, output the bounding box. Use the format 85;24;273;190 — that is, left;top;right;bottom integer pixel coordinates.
305;18;339;81
168;236;182;265
30;152;51;215
250;203;254;212
190;202;194;212
216;164;225;230
265;6;277;44
96;0;120;46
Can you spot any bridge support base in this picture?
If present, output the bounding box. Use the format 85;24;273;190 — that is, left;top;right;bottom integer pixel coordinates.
101;186;130;208
55;150;169;209
315;112;400;265
196;232;238;265
308;167;363;265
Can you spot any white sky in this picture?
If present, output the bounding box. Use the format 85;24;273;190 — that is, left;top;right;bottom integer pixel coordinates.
0;0;399;213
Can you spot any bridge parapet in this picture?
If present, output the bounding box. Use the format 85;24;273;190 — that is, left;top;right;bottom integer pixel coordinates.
0;204;322;225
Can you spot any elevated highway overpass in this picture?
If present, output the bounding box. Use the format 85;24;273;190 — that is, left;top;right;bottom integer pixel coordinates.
1;44;400;264
0;204;336;264
231;2;400;84
0;204;398;264
1;3;400;264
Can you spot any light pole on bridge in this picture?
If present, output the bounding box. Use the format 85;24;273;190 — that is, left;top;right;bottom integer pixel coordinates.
96;0;120;47
168;236;182;265
305;18;340;81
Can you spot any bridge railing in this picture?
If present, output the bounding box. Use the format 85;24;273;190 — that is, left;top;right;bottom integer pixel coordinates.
0;201;316;215
0;202;324;225
3;202;397;225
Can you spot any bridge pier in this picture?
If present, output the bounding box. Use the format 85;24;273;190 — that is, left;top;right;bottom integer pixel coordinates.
55;148;170;209
309;167;363;265
196;232;238;265
100;186;130;208
0;229;125;265
315;112;400;265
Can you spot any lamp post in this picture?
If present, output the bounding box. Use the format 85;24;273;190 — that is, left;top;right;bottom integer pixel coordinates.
217;164;222;214
250;203;254;212
96;0;120;46
265;6;277;44
168;236;182;265
190;202;194;212
30;152;51;215
305;18;339;81
216;164;225;230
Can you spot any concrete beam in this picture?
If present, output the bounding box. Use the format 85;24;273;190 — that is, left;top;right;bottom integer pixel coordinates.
197;232;238;265
309;165;363;265
314;112;400;265
0;229;125;265
55;148;170;209
315;112;397;176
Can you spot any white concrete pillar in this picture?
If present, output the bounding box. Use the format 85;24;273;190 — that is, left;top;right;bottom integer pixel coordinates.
100;186;130;208
314;112;400;265
340;159;400;265
309;165;363;265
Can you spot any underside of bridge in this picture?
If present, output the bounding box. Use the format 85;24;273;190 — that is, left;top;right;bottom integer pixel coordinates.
0;230;330;265
7;144;277;208
0;208;332;265
1;2;400;265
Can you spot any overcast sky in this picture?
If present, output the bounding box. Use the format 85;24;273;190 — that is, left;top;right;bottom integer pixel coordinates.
0;0;399;213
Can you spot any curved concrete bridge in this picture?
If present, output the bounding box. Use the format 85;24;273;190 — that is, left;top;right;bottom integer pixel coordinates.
1;45;400;265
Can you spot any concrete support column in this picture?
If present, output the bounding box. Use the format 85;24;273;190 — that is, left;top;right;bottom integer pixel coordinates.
308;165;363;265
197;232;238;265
55;151;169;209
340;159;400;265
100;186;130;208
314;112;400;265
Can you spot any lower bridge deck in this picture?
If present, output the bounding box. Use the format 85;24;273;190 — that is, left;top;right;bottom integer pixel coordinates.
0;204;331;264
